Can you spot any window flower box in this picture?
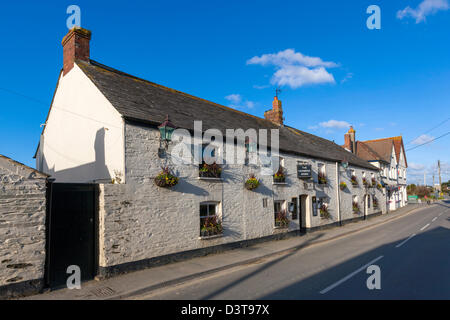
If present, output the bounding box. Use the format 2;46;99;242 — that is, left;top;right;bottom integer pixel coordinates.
371;178;377;186
274;210;289;228
200;215;223;238
319;204;330;219
351;176;358;186
318;172;327;185
245;174;260;190
352;203;360;214
362;177;368;186
199;163;222;178
339;182;347;190
273;168;286;183
154;167;179;188
373;197;379;209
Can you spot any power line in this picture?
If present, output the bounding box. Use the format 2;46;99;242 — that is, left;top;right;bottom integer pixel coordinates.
0;86;48;106
405;117;450;146
406;131;450;151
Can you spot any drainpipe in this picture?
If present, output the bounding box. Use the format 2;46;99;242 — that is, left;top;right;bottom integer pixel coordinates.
336;162;341;226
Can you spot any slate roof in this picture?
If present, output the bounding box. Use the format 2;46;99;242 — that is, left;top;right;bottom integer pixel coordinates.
357;137;407;167
77;59;378;170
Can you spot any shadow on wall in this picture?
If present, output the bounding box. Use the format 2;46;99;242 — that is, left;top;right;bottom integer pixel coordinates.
198;224;450;300
42;128;111;183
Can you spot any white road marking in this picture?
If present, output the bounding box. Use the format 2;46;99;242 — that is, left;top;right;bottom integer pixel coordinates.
320;255;384;294
420;223;430;231
432;217;437;222
395;234;416;248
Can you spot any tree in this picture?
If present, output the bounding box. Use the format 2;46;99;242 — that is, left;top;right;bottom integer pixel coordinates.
407;184;417;195
415;186;431;198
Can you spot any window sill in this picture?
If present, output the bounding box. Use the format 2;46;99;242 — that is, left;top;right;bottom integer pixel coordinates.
197;177;223;181
198;234;223;240
273;226;289;229
272;182;287;185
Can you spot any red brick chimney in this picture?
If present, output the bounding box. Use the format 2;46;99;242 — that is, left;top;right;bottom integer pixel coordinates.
61;27;92;76
264;96;283;125
344;126;356;153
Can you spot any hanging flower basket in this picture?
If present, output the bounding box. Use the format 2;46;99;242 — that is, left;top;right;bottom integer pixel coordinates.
154;167;179;188
245;174;260;190
339;182;347;190
376;183;383;190
199;163;222;178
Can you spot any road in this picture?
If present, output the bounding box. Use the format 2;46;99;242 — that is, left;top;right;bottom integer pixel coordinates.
134;201;450;300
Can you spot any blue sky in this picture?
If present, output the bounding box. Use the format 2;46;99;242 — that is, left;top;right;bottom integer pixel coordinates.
0;0;449;185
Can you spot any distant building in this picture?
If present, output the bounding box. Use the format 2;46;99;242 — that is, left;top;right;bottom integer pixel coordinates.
342;127;408;211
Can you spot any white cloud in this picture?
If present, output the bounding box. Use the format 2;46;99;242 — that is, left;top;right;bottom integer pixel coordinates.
308;125;319;130
318;120;351;129
225;94;242;104
247;49;338;68
272;66;335;88
397;0;449;23
225;94;255;110
247;49;337;89
411;134;435;145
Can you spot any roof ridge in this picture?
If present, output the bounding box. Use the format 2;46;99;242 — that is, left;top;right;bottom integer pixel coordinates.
361;136;402;143
0;154;49;177
83;59;278;127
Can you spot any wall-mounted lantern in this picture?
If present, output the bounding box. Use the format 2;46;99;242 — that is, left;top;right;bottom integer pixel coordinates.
158;114;176;158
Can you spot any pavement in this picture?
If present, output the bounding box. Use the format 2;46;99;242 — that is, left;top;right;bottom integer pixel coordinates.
22;201;439;300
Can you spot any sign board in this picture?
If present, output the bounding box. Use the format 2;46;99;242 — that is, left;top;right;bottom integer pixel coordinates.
297;164;312;179
408;195;418;200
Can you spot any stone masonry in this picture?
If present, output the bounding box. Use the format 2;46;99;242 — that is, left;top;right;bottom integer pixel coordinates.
0;155;47;298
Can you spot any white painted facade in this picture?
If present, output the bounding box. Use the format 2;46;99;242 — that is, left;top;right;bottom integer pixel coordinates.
35;64;125;183
36;62;386;273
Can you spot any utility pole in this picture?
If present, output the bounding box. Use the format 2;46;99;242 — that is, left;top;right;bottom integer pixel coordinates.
438;160;442;188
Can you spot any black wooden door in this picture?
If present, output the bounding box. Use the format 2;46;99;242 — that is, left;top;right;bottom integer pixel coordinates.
46;183;97;288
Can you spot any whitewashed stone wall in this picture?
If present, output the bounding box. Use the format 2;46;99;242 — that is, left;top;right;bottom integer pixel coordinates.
97;122;383;269
0;157;47;295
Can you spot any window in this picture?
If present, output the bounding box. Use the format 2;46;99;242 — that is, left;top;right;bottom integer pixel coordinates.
274;200;288;227
273;156;286;183
351;170;358;185
318;163;327;184
262;198;268;208
352;195;359;213
291;198;298;220
200;202;222;237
